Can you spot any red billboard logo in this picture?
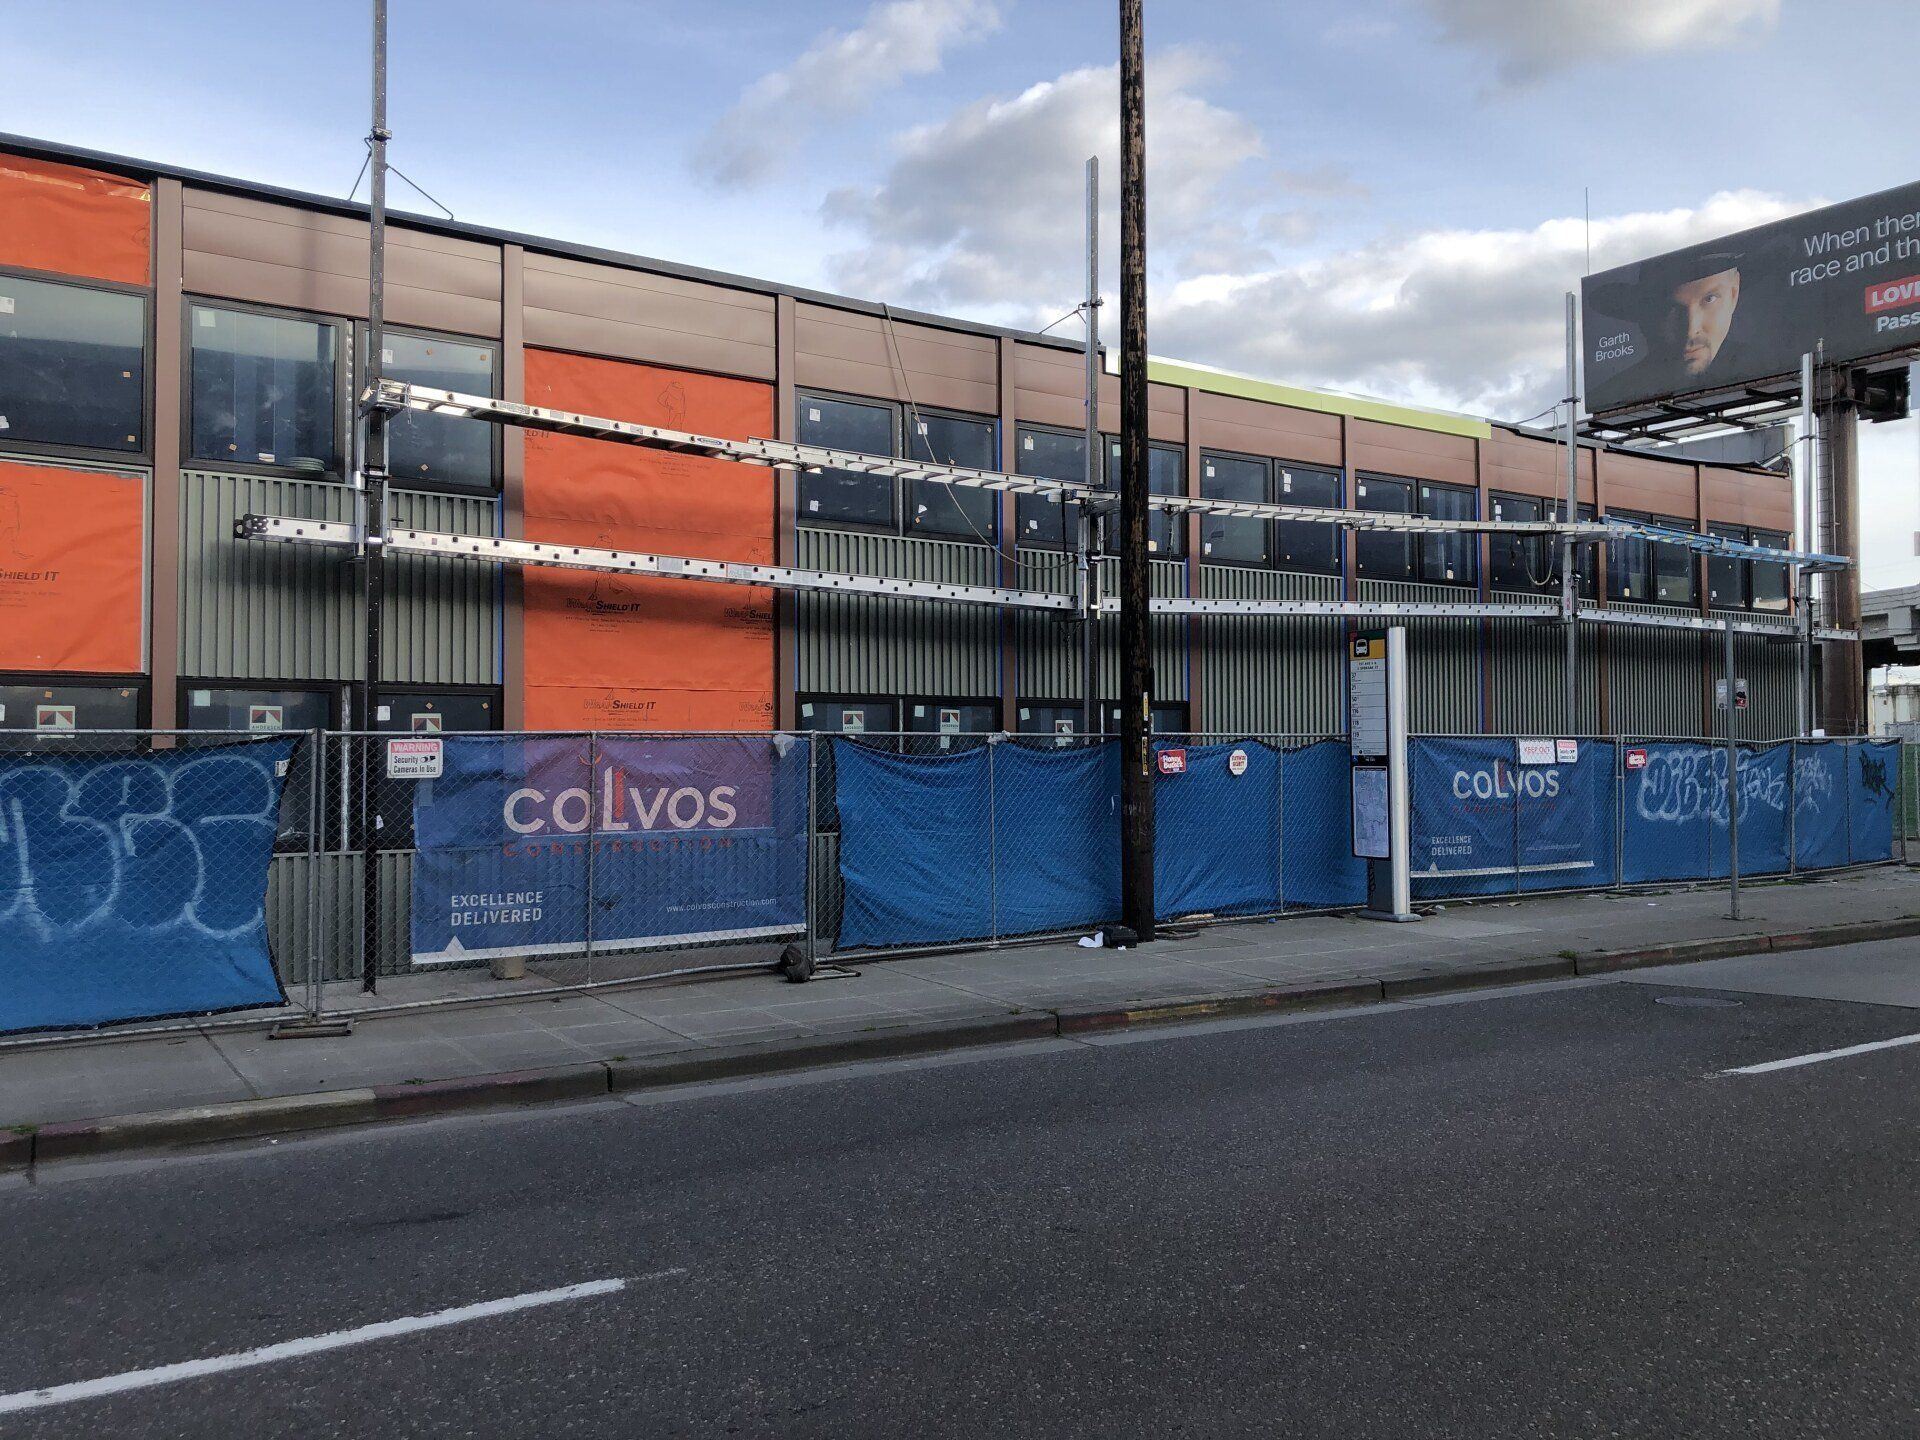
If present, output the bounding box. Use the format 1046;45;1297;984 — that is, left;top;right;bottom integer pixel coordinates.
1864;275;1920;315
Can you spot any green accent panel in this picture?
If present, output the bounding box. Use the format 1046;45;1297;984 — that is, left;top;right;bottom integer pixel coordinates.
1355;580;1483;734
1013;552;1188;703
1196;565;1343;738
1607;602;1711;738
1484;590;1603;735
1149;358;1492;440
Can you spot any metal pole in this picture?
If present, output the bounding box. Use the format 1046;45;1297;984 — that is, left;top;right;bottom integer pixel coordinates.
987;735;1000;944
1117;0;1156;940
1079;155;1101;738
1561;292;1579;732
304;729;322;1020
358;0;391;993
1386;626;1412;918
1815;358;1863;733
584;731;597;983
1724;617;1741;920
805;734;819;968
1796;350;1815;737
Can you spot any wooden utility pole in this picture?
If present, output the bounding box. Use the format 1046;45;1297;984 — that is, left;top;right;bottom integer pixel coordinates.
1118;0;1155;940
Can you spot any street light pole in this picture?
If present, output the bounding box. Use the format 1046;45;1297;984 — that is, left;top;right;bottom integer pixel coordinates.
359;0;392;992
1117;0;1155;941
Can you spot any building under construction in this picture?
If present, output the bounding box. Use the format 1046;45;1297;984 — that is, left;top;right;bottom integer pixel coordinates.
0;134;1827;748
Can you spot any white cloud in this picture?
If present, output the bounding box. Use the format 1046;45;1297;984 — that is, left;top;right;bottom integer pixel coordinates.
693;0;1004;187
1418;0;1783;82
821;50;1265;317
1153;191;1814;421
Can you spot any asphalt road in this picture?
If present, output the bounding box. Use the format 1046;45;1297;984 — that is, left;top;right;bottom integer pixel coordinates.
6;942;1920;1438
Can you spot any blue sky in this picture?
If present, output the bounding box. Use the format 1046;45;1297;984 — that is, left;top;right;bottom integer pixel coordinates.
6;0;1918;582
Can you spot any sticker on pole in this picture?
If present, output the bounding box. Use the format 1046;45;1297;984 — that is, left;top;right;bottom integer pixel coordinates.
1156;747;1188;776
387;736;444;780
1517;738;1556;766
1625;747;1649;771
1227;747;1250;777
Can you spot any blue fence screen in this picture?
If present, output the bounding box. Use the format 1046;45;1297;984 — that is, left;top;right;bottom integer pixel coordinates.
410;734;810;964
1154;740;1282;920
0;738;295;1035
1411;738;1617;899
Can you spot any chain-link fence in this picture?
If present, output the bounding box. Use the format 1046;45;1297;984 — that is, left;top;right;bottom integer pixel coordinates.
0;726;1908;1046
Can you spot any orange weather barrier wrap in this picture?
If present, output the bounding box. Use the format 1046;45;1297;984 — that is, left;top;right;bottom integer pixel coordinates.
521;350;776;731
0;154;151;286
0;461;144;673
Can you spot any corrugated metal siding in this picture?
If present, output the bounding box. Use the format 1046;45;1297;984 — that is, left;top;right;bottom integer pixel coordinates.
1013;553;1188;702
794;528;1000;696
1356;579;1481;734
1484;590;1603;735
1707;610;1800;739
1197;565;1343;735
180;470;499;684
1607;602;1710;737
265;850;410;984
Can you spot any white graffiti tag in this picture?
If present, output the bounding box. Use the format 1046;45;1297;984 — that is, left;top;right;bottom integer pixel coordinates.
1634;749;1787;826
0;749;286;941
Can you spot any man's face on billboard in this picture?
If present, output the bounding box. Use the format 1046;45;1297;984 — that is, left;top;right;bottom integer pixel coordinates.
1671;268;1741;375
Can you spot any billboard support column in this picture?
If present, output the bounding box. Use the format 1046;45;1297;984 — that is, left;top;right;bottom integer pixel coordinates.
1816;366;1864;733
1561;292;1580;732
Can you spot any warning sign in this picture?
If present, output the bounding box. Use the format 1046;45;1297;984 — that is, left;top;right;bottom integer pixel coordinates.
386;737;444;780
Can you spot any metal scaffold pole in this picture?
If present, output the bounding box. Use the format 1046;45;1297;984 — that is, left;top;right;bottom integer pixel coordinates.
1797;349;1817;736
1117;0;1155;941
1080;155;1101;738
1562;292;1580;732
359;0;392;993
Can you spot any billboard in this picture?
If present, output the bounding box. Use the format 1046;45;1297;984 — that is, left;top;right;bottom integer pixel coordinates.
1582;179;1920;414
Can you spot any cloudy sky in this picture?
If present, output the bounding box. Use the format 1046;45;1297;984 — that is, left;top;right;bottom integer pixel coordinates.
7;0;1917;583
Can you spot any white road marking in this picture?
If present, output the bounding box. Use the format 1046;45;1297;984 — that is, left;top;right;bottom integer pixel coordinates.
0;1272;673;1416
1720;1031;1920;1077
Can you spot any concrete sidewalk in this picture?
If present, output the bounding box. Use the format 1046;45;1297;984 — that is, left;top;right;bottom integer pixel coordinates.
7;868;1920;1153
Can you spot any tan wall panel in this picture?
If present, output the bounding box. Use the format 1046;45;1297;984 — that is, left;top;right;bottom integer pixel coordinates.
1599;450;1698;518
1010;342;1184;440
1189;389;1342;468
1481;430;1598;505
793;303;997;413
181;188;501;336
1349;418;1476;487
1702;467;1794;530
521;251;774;381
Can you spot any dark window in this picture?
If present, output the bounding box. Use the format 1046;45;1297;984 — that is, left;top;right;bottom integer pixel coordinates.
1706;522;1749;609
904;699;999;751
1649;515;1698;605
1273;465;1342;575
377;331;497;491
1607;509;1661;603
1101;440;1186;558
1417;482;1477;587
182;683;335;851
906;411;997;541
190;305;340;474
1354;475;1413;581
798;395;896;529
1102;702;1190;737
1751;528;1791;613
0;680;140;747
1016;702;1095;745
1493;496;1599;598
1015;428;1085;549
797;696;898;737
0;274;145;454
1199;453;1269;566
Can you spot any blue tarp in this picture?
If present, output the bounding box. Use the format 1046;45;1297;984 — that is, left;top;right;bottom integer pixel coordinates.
1850;741;1900;863
834;740;1120;949
0;739;294;1035
1280;739;1367;908
1410;738;1617;899
1154;741;1281;919
1626;741;1796;883
410;734;809;963
1793;742;1849;871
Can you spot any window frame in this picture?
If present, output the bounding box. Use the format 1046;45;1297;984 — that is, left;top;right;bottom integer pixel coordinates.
0;264;154;466
1013;421;1093;552
0;672;148;739
1100;436;1188;560
1267;461;1344;577
355;322;503;497
1414;479;1479;589
902;404;1000;543
795;390;1001;543
369;682;503;734
176;677;342;735
1749;527;1792;614
1197;447;1274;568
1705;521;1751;611
182;295;351;483
1353;472;1416;582
795;692;902;737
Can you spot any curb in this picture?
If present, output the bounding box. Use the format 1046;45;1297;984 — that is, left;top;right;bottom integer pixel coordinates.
12;912;1920;1172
